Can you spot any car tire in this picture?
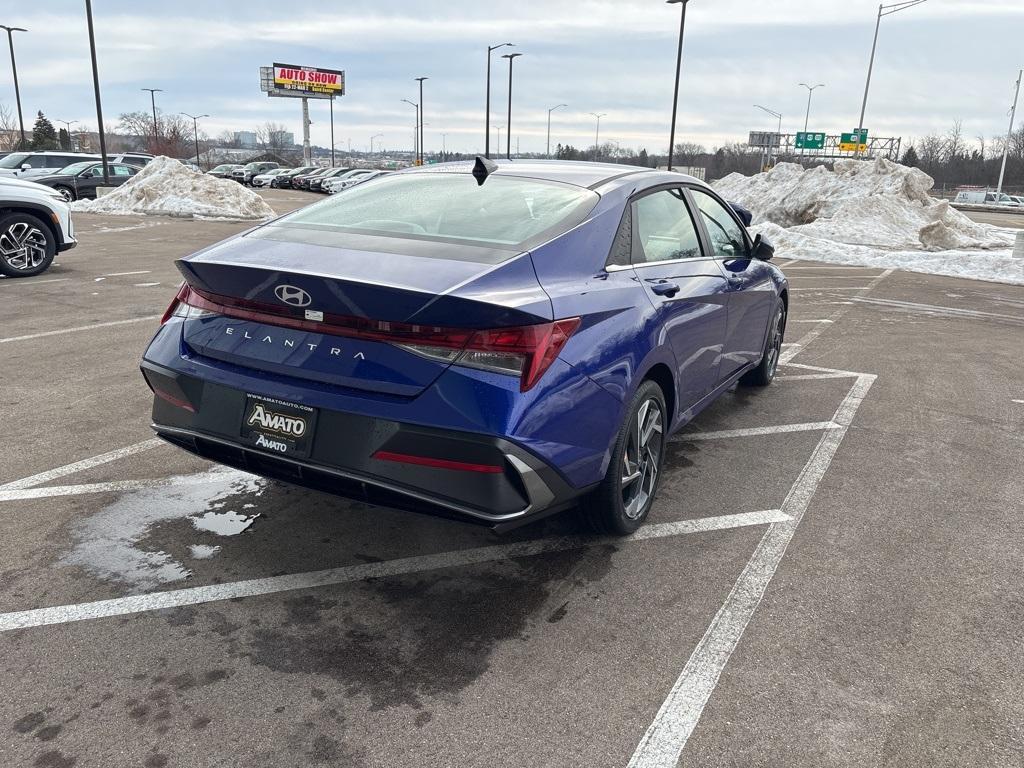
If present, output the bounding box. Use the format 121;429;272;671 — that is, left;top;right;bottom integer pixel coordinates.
739;300;786;387
0;212;56;277
54;185;76;203
582;379;667;536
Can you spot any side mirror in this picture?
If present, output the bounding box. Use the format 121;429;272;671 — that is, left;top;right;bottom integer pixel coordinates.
21;163;31;171
750;233;775;261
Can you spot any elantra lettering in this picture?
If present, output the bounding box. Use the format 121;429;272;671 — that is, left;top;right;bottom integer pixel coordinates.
223;328;355;359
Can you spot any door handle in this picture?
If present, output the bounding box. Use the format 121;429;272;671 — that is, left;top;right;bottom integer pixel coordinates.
650;281;680;297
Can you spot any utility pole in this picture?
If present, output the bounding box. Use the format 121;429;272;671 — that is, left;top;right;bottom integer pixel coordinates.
502;53;521;161
665;0;689;171
301;97;311;165
856;0;928;156
754;104;782;167
547;103;567;158
180;113;208;170
485;43;514;159
0;25;26;149
589;112;606;158
329;95;335;168
141;87;162;148
84;0;109;184
997;69;1022;198
415;76;428;164
401;99;418;162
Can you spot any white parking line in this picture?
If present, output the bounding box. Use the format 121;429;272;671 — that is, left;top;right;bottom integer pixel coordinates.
0;509;791;633
790;286;872;291
0;438;164;490
676;422;838;442
627;371;876;767
788;319;834;324
852;296;1024;324
0;472;245;502
0;315;162;344
103;270;151;277
1012;399;1024;404
0;277;70;286
787;275;885;279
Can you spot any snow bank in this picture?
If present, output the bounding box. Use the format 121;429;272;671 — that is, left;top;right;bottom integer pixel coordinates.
72;156;274;220
713;159;1022;285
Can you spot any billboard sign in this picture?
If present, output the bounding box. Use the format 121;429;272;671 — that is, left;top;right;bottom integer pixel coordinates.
272;64;345;97
748;131;781;149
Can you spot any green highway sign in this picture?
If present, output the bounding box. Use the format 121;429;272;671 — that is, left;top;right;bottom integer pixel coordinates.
839;129;868;151
795;131;825;150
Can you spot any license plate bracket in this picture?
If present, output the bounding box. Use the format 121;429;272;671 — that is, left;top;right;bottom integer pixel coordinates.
240;394;318;458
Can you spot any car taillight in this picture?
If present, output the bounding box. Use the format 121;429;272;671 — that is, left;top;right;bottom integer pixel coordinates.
163;283;579;391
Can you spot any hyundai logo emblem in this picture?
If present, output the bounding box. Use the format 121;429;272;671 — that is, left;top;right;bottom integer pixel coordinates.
274;284;311;307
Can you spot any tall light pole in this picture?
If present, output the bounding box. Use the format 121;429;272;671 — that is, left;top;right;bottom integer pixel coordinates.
546;103;567;158
996;69;1022;198
141;87;162;148
665;0;689;171
84;0;109;184
441;132;447;155
180;113;208;170
370;133;383;155
502;53;521;160
485;42;514;159
798;83;825;132
0;25;26;149
414;76;428;164
401;99;418;162
856;0;928;157
754;104;782;167
589;112;606;158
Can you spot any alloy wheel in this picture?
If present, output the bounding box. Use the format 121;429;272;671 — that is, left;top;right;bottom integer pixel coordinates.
0;221;48;271
766;307;784;378
621;397;664;520
57;187;75;203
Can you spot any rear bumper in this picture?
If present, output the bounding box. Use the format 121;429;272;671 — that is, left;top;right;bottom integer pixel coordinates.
142;361;589;530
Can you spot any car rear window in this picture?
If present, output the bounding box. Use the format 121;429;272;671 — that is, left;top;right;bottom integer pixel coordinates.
275;173;599;249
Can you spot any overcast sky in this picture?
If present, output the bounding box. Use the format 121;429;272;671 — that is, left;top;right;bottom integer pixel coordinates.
1;0;1022;155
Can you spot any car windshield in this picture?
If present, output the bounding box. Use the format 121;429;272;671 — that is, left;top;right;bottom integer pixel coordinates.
58;161;98;175
277;173;599;248
0;152;30;169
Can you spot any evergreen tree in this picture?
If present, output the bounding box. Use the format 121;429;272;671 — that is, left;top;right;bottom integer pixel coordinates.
58;127;71;151
638;148;649;167
900;145;919;168
30;111;58;150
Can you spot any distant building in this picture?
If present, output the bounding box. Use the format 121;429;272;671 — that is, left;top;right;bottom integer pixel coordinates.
234;131;257;149
269;131;295;147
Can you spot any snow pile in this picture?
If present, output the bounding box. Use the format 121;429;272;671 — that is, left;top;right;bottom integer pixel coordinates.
72;156;274;220
713;159;1022;285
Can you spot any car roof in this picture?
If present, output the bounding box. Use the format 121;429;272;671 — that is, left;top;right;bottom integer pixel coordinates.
405;159;693;190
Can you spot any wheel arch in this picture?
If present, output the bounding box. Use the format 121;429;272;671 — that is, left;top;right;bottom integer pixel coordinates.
640;362;676;432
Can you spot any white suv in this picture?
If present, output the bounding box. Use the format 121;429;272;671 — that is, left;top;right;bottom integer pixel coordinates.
0;150;101;180
0;176;77;277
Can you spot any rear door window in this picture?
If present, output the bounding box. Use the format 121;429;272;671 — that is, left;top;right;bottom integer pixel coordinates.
631;188;703;264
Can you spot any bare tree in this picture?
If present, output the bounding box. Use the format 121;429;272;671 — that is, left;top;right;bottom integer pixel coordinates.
0;101;19;151
943;120;965;162
256;121;292;153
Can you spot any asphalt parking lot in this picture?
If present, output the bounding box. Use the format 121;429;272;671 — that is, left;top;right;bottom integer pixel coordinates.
2;189;1022;768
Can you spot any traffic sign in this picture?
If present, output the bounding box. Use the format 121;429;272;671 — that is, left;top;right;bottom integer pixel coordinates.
795;131;825;150
839;129;868;152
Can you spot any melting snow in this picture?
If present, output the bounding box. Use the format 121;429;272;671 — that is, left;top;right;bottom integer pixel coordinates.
71;156;275;220
713;158;1022;285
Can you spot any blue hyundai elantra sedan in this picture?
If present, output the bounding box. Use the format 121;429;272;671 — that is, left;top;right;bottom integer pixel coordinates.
141;159;787;534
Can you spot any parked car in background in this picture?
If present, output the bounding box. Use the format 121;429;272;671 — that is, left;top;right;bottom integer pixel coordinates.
251;168;291;188
143;160;788;534
309;167;353;193
323;169;389;194
232;162;280;185
208;164;243;179
953;189;1021;207
0;151;100;180
271;166;316;188
292;167;331;190
0;175;77;277
112;152;155;167
32;160;141;201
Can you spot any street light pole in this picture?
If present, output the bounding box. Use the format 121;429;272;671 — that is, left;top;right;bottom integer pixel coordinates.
799;82;825;132
485;43;514;159
502;53;522;160
56;119;75;149
856;0;928;156
401;99;418;162
753;104;782;168
84;0;109;185
141;87;163;149
546;103;567;158
996;69;1022;198
441;132;447;155
370;133;383;155
665;0;689;171
0;25;26;149
415;76;428;164
589;112;606;158
180;113;208;170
